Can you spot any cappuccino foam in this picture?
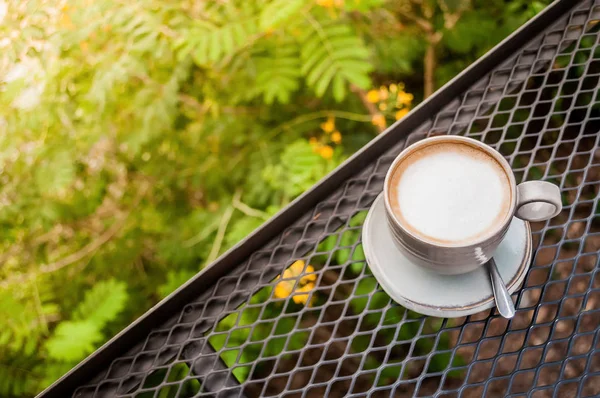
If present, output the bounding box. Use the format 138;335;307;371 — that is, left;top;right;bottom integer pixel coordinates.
390;142;511;244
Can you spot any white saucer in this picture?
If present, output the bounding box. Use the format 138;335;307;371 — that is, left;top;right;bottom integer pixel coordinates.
362;194;532;318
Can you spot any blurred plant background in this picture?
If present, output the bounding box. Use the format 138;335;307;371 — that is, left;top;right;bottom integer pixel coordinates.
0;0;550;395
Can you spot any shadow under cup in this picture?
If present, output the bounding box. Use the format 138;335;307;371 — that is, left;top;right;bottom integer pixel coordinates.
383;136;518;275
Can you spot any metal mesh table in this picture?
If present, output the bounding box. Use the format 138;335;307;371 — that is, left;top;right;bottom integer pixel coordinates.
41;1;600;397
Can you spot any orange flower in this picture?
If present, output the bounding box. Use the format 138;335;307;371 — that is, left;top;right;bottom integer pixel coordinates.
371;114;386;129
309;137;318;145
318;145;334;160
316;0;335;8
396;91;414;106
379;86;389;100
366;90;380;103
316;0;343;7
274;260;317;305
395;108;409;120
320;116;335;133
331;131;342;144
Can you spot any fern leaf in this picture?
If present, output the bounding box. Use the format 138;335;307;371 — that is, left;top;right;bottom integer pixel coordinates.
0;289;55;356
0;357;40;397
254;42;301;104
44;321;103;362
40;280;128;378
189;18;258;65
260;0;304;30
332;74;345;100
262;140;333;197
300;19;373;101
73;279;129;327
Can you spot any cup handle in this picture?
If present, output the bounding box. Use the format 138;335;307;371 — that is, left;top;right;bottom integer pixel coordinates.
515;180;562;222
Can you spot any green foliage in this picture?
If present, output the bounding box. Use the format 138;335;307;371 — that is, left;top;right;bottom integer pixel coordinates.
35;363;75;392
0;280;127;395
260;0;305;30
45;279;128;361
344;0;386;12
0;287;57;356
157;270;197;299
0;357;38;398
254;41;302;104
443;13;498;55
45;321;103;362
263;140;338;198
225;217;265;247
73;279;129;325
300;20;372;100
35;149;76;196
186;13;259;65
0;0;551;395
373;34;425;75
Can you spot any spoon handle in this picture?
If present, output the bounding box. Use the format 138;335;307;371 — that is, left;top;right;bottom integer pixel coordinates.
488;258;516;319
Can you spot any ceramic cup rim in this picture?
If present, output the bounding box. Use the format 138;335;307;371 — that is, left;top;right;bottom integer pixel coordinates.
383;135;518;249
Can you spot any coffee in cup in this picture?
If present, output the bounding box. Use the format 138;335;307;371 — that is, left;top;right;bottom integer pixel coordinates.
388;141;513;245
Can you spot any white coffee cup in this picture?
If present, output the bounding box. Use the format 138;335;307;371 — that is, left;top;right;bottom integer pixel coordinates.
383;135;562;275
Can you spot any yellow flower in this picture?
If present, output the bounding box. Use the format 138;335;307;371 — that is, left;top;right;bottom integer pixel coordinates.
378;103;388;111
379;86;389;100
274;260;317;305
371;114;386;129
320;116;335;133
395;108;409;120
389;84;398;93
318;145;334;160
309;137;318;146
316;0;335;8
331;131;342;144
366;90;380;103
316;0;343;7
396;91;414;106
59;13;74;29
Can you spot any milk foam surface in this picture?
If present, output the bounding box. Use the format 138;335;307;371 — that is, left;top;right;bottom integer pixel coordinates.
396;144;509;243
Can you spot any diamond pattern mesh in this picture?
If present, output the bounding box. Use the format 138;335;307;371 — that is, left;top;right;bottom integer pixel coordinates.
72;2;600;397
